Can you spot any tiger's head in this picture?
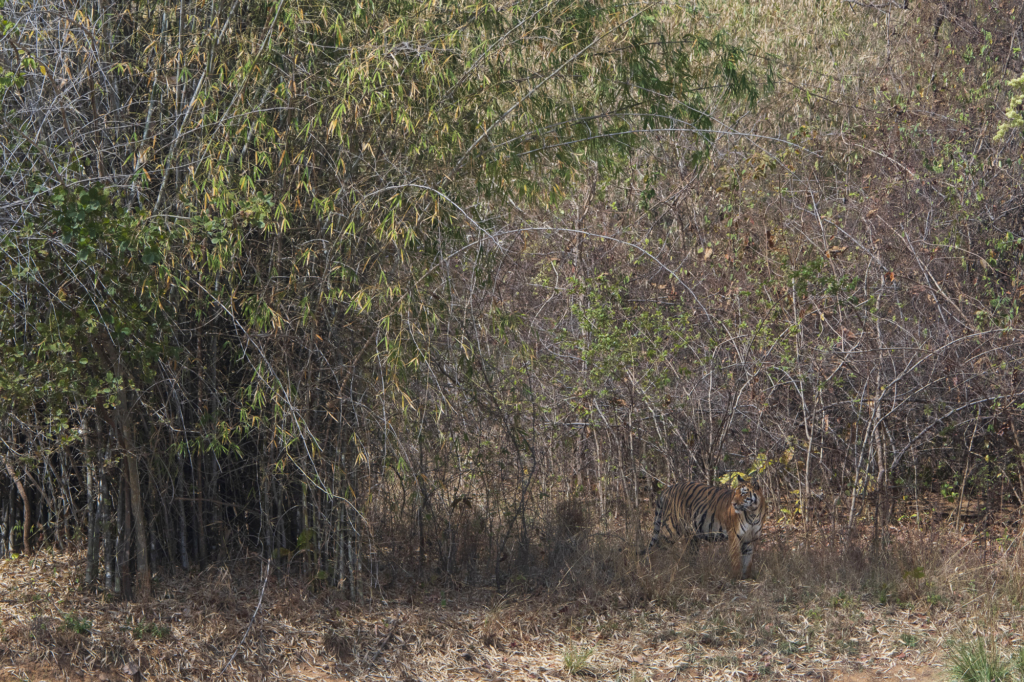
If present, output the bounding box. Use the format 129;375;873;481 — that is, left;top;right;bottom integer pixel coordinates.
731;476;762;516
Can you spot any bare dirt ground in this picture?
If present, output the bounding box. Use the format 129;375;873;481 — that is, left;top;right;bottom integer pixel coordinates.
2;533;992;682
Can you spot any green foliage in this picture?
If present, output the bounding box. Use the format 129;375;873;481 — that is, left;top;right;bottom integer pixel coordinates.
62;613;92;635
132;622;172;640
0;0;769;466
0;1;26;92
0;183;169;456
559;274;688;403
899;633;920;648
994;72;1024;142
0;9;761;568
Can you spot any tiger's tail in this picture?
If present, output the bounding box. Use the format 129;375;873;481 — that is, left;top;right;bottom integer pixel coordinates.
642;493;668;555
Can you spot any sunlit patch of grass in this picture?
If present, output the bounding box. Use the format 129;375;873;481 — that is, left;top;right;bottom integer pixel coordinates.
946;638;1013;682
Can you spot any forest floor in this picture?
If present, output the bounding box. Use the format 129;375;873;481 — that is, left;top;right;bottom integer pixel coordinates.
0;521;1021;682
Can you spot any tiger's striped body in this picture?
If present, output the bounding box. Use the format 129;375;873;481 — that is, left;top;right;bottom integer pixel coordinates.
644;478;763;579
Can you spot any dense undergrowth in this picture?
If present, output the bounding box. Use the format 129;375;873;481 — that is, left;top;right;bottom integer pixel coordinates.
1;517;1022;681
2;0;1024;602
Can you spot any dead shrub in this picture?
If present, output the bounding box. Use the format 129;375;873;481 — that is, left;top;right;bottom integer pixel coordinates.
554;499;591;538
94;631;136;668
542;498;593;574
439;496;488;586
324;630;355;662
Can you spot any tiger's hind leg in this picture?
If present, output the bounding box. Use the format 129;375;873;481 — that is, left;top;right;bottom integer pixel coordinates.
683;535;700;558
672;533;699;571
643;495;670;555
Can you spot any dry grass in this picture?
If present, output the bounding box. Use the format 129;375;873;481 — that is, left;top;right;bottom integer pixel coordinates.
1;521;1022;681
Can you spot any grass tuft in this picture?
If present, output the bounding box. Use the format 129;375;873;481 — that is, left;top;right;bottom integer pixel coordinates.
61;613;91;636
1014;649;1024;682
132;622;171;640
946;638;1012;682
563;644;596;676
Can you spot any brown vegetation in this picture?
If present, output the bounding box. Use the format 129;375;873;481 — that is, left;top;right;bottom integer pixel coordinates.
1;0;1024;659
2;515;1021;681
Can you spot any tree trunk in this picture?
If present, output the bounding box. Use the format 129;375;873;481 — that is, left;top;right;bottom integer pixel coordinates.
2;451;31;554
126;454;151;600
116;472;130;599
86;464;100;585
102;469;115;592
196;454;208;567
176;455;190;570
1;489;9;557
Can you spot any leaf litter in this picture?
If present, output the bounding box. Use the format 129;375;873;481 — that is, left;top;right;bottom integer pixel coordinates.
0;528;1018;682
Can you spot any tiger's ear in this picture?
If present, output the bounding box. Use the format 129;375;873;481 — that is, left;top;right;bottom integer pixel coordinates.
735;474;748;485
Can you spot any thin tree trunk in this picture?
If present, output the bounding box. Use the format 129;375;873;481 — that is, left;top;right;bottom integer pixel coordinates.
176;455;190;570
1;490;8;557
35;491;45;549
848;422;865;529
210;451;227;562
196;455;208;567
348;510;360;601
115;472;128;598
43;457;65;549
102;468;115;592
2;451;31;554
301;482;308;577
261;471;274;561
7;485;15;555
276;478;287;560
342;499;350;585
59;454;77;545
953;420;979;529
86;464;100;585
127;454;151;600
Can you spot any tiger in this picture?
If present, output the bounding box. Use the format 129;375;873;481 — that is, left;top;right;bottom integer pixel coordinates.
643;476;764;579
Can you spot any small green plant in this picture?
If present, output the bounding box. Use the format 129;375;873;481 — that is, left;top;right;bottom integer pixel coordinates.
62;613;91;635
904;566;926;582
899;633;920;648
563;644;595;675
830;592;852;609
902;566;929;600
132;622;172;639
778;640;804;655
946;638;1011;682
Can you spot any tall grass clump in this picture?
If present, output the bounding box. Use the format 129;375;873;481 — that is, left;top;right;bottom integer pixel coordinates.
946;638;1022;682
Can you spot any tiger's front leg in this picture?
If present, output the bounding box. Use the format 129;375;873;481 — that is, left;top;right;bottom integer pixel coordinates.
728;532;743;579
740;541;754;579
